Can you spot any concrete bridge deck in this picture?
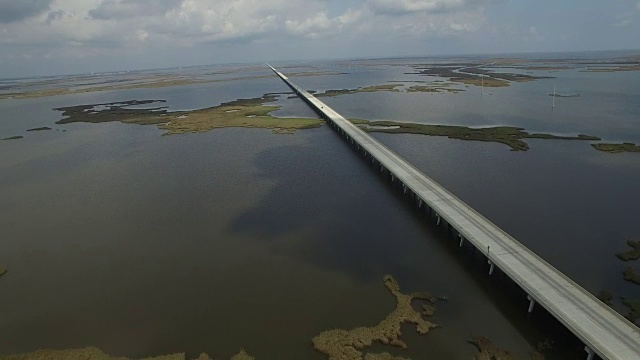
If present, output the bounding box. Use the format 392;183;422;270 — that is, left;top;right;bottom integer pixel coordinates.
268;64;640;360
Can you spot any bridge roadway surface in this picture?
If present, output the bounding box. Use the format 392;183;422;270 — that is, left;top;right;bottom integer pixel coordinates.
268;64;640;359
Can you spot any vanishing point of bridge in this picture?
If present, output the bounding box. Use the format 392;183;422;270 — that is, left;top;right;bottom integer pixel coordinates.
268;64;640;360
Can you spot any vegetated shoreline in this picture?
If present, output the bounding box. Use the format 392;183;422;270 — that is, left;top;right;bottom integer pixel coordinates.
592;143;640;153
0;71;344;100
350;118;601;151
312;275;439;359
0;275;540;360
1;136;23;140
4;93;638;153
52;95;324;135
599;239;640;325
408;63;552;88
585;64;640;72
310;82;466;97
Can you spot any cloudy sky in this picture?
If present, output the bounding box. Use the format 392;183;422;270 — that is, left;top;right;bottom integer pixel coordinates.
1;0;640;77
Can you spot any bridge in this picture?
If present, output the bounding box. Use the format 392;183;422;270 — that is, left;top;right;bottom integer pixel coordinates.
268;64;640;360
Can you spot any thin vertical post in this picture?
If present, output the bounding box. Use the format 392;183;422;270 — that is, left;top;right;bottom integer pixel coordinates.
527;295;536;313
584;346;594;360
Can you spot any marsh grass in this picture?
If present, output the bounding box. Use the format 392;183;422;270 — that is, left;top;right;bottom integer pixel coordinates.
350;119;600;151
53;96;324;135
592;143;640;153
311;275;438;360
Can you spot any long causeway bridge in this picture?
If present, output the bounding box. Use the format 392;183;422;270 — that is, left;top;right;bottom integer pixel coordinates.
268;64;640;360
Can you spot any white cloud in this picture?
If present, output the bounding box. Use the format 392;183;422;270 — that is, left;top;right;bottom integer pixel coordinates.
89;0;182;20
612;18;632;27
285;9;362;39
367;0;501;15
0;0;500;49
0;0;509;76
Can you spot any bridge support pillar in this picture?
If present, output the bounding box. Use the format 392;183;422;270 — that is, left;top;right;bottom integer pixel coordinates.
488;261;495;275
380;165;384;172
584;346;594;360
391;174;394;182
371;157;375;164
418;199;423;208
436;214;441;226
403;184;407;194
527;295;536;313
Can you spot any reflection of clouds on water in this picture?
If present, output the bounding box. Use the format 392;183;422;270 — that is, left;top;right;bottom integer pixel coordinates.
227;129;436;283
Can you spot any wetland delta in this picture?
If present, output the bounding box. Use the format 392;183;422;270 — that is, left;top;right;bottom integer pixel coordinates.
2;52;640;359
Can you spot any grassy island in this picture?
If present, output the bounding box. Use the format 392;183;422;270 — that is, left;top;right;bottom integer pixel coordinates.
624;268;640;285
1;78;213;99
0;71;342;100
616;241;640;261
53;95;324;135
522;66;573;71
410;64;551;88
586;64;640;72
592;143;640;153
406;84;464;94
2;136;23;140
0;347;253;360
10;93;630;155
597;290;614;306
313;82;467;97
622;298;640;324
312;275;438;359
315;84;403;97
548;93;580;98
349;119;600;151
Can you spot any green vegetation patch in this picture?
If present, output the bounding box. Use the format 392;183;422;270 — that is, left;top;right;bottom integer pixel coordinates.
454;76;510;87
406;85;464;94
312;275;438;360
597;290;614;306
410;64;551;88
0;347;252;360
53;96;324;136
0;71;343;100
314;82;468;97
522;66;573;71
586;64;640;72
350;119;600;152
616;240;640;261
548;93;580;98
592;143;640;153
623;268;640;285
622;297;640;324
315;84;403;97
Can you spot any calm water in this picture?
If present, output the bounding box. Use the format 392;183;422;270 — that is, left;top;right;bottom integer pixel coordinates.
1;53;639;359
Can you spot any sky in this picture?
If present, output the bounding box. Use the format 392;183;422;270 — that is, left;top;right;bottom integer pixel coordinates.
1;0;640;78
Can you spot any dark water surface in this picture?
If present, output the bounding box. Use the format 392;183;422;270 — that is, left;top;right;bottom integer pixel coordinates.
1;54;639;359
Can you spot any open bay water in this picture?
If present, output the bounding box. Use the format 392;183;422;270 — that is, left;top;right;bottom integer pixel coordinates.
1;53;639;359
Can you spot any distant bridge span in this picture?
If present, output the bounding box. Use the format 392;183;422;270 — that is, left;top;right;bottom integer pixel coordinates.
268;64;640;360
